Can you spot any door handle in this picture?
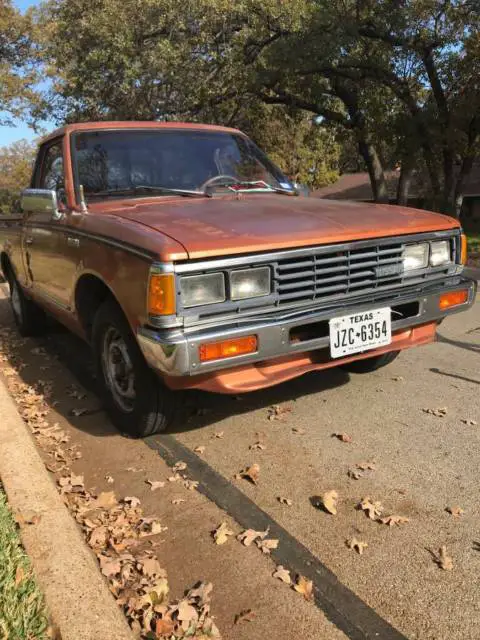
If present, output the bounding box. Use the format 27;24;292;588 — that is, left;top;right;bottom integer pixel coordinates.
67;237;80;248
25;237;34;245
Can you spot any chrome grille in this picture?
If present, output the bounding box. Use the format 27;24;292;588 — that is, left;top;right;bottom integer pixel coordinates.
276;242;405;304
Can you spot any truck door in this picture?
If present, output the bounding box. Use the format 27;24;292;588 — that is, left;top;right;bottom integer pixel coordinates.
24;137;78;311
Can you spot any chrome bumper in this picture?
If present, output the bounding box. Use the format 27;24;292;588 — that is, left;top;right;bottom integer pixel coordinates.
137;276;477;377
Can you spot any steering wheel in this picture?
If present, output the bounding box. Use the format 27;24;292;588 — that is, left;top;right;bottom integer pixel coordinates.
200;175;239;191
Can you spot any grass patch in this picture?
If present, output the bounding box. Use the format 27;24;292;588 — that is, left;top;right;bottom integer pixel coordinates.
0;488;49;639
467;232;480;252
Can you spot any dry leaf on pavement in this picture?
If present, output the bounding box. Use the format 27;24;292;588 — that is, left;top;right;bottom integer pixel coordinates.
238;463;260;484
183;479;199;491
105;475;114;484
92;491;117;509
356;461;376;471
294;575;314;601
155;618;174;636
124;496;141;508
141;557;164;577
146;479;165;491
436;545;454;570
278;496;293;506
234;609;256;624
292;427;306;435
391;375;404;381
380;515;409;526
446;506;464;517
194;445;206;454
237;528;269;547
461;419;477;426
346;538;368;555
172;498;186;505
422;407;447;417
172;461;187;473
257;538;279;554
268;404;292;420
332;432;352;443
213;522;234;545
69;407;89;417
273;565;291;584
358;497;383;520
213;431;224;439
249;441;266;451
321;490;338;515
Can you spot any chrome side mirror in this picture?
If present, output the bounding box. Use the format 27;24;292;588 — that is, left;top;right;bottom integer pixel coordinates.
20;188;63;220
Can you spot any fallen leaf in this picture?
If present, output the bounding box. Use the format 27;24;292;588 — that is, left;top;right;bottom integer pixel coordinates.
422;407;447;417
321;490;338;515
183;479;199;491
356;461;376;471
292;427;306;435
278;496;293;506
177;599;199;629
123;496;141;508
358;497;383;520
346;538;369;554
194;445;206;454
237;528;269;546
273;565;291;584
126;466;142;472
93;491;117;509
446;506;464;517
172;498;186;505
155;618;174;636
15;566;24;587
234;608;256;624
146;479;165;491
347;470;362;480
436;545;454;570
268;404;292;420
105;475;114;484
238;463;260;484
99;556;121;577
249;441;266;451
380;515;410;526
213;431;224;439
213;522;234;545
141;557;164;577
461;418;477;426
172;461;187;473
15;512;41;526
294;575;313;601
391;375;404;381
69;407;89;417
257;538;278;554
88;526;107;548
332;432;352;443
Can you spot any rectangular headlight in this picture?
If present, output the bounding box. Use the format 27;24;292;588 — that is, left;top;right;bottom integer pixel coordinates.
180;273;225;307
403;243;429;271
230;267;271;300
430;240;451;267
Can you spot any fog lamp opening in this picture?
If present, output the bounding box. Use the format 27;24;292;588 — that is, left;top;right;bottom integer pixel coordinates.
199;335;257;362
439;290;468;310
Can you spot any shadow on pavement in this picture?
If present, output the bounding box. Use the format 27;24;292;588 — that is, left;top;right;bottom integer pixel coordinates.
429;367;480;386
436;332;480;354
0;296;351;438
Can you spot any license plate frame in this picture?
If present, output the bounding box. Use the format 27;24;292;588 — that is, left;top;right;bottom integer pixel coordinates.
329;307;392;358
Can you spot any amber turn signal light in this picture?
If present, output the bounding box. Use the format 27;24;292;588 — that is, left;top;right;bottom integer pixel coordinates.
439;290;468;310
148;273;176;315
460;233;468;265
199;335;257;362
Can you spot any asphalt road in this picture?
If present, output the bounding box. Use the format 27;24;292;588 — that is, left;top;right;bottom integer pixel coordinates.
0;282;479;640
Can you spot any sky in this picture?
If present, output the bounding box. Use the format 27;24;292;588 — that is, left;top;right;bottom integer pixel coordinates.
0;0;54;147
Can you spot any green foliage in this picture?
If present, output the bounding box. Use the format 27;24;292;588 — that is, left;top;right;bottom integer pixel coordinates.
0;490;49;639
0;139;36;214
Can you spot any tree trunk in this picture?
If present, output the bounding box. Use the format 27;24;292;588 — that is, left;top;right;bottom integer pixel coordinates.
453;154;475;219
396;157;414;206
440;150;455;215
358;140;388;202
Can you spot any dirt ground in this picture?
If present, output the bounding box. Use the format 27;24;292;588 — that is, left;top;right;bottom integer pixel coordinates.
0;282;479;640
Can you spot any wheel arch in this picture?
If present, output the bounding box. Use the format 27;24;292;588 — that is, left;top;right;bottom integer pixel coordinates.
74;272;121;341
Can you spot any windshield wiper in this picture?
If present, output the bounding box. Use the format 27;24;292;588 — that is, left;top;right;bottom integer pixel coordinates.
205;179;296;196
87;185;210;198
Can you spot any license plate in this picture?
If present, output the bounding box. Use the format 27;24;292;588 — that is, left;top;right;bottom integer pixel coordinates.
329;307;391;358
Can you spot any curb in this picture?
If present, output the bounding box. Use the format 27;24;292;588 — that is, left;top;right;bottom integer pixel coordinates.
0;378;133;640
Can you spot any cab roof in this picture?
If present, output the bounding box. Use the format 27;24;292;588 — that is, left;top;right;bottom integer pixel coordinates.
40;120;243;144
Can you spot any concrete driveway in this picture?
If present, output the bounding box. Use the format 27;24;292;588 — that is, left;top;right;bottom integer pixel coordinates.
0;283;479;640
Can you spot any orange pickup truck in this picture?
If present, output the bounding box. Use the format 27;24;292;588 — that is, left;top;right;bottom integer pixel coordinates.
0;121;476;436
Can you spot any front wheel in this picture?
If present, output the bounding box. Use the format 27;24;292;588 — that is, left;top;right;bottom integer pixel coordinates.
7;270;46;336
92;299;181;437
341;350;400;374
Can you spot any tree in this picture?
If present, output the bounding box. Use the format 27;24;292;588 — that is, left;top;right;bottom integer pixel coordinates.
0;0;40;124
0;139;36;213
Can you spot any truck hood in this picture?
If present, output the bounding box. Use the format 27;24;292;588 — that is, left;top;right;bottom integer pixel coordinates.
111;194;459;260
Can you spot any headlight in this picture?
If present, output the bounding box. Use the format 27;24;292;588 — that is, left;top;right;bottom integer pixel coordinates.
403;243;429;271
430;240;451;267
230;267;271;300
180;273;225;307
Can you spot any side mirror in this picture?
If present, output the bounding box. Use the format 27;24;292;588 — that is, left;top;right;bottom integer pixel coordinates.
20;189;63;220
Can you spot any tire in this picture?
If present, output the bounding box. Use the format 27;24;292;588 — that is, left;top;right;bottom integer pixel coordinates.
341;350;400;374
92;299;180;437
7;269;46;337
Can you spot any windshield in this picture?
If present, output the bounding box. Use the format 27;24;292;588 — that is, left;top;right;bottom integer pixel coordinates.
73;129;292;199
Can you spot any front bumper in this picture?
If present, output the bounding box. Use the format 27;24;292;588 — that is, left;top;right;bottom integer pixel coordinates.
137;276;476;378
